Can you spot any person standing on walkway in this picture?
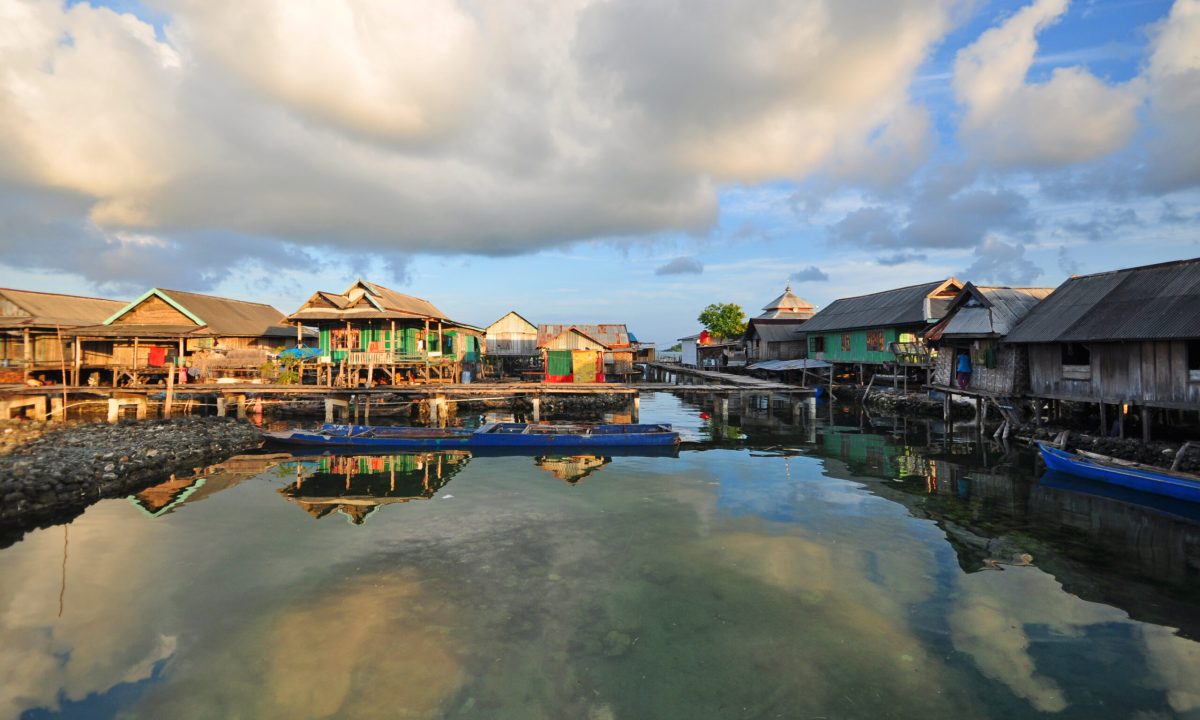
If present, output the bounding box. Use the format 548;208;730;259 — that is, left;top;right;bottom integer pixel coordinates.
956;352;972;390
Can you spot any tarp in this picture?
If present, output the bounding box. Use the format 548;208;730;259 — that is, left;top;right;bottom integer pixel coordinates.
746;358;831;372
279;346;321;360
571;350;602;383
545;350;573;383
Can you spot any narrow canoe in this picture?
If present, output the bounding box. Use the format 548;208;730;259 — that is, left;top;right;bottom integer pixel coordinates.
1038;442;1200;504
265;422;680;449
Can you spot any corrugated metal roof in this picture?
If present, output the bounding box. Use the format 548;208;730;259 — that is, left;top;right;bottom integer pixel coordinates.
537;324;630;349
154;289;295;337
1006;258;1200;343
288;280;449;322
933;285;1053;339
0;288;125;328
746;319;806;342
747;359;830;371
800;279;960;333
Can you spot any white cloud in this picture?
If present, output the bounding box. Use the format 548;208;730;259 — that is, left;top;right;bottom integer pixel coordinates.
953;0;1143;168
0;0;962;286
1144;0;1200;191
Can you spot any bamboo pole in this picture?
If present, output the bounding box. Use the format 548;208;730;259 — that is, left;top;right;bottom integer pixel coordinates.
164;358;175;418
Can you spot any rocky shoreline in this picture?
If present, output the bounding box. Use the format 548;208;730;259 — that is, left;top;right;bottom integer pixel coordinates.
0;417;263;543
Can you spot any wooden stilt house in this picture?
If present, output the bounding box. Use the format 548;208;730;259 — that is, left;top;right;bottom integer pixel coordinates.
69;288;303;385
926;284;1053;398
287;280;483;386
537;324;635;382
485;311;539;378
0;288;125;383
803;279;962;384
1004;258;1200;439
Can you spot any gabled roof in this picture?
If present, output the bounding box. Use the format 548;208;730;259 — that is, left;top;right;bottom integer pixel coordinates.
1006;257;1200;343
100;288;295;338
745;318;807;342
800;279;961;334
287;280;449;322
486;310;537;333
927;284;1053;340
758;283;816;319
0;287;125;328
537;324;630;349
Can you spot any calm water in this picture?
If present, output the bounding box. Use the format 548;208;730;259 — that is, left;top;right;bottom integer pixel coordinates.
3;392;1200;719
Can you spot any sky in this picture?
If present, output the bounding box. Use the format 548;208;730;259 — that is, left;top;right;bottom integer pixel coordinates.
0;0;1197;346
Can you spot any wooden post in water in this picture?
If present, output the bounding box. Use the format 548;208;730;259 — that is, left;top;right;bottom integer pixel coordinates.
1142;406;1151;442
164;362;174;418
216;396;227;417
1099;402;1108;436
531;396;541;423
631;395;640;423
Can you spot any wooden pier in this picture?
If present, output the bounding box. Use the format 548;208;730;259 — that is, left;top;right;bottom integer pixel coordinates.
0;362;816;426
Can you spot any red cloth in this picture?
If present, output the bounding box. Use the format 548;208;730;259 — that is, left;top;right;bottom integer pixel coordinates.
545;374;574;384
147;346;167;367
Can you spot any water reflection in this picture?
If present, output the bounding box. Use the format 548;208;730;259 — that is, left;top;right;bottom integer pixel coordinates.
3;393;1200;718
277;452;469;524
534;455;611;484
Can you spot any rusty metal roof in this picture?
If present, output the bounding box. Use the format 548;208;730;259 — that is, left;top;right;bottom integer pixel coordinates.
800;279;960;333
0;287;125;328
745;319;807;342
1005;258;1200;343
537;324;631;349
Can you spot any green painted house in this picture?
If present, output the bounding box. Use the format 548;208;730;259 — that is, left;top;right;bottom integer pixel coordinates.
803;279;962;367
286;280;483;384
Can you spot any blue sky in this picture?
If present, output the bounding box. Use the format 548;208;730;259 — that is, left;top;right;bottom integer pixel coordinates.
0;0;1197;346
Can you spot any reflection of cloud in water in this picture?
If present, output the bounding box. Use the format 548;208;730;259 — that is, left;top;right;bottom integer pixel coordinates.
0;510;177;718
131;569;465;719
949;566;1200;713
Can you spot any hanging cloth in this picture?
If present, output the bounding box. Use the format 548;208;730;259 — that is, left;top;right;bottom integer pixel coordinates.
572;350;599;383
147;346;167;367
545;350;573;383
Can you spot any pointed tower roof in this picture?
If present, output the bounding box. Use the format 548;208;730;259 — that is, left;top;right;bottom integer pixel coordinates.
758;283;816;319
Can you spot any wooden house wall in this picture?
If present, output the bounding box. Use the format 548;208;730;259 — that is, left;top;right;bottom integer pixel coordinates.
543;331;607;352
1028;341;1200;408
605;350;634;373
111;296;197;327
932;342;1027;396
486;314;538;356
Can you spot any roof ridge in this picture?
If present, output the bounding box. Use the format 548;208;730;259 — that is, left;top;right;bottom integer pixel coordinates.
826;279;948;302
1061;256;1200;281
0;287;122;303
158;288;281;310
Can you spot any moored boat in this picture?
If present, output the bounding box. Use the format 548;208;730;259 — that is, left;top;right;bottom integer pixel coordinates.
1037;442;1200;503
265;422;679;449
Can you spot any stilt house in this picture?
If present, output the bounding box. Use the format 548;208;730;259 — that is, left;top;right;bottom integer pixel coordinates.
744;283;816;363
1004;258;1200;438
485;311;539;378
804;279;962;381
286;280;483;386
926;284;1053;397
0;288;125;383
68;288;301;385
537;324;633;381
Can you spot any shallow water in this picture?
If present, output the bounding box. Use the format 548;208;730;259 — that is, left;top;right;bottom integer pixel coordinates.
2;392;1200;719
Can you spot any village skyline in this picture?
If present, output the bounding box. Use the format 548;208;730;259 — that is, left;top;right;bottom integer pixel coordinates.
1;0;1198;347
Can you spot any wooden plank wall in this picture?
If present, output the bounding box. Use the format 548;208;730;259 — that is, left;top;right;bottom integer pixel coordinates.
112;296;195;326
1028;341;1200;408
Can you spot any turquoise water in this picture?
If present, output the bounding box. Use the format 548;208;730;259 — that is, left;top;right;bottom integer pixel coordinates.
2;393;1200;719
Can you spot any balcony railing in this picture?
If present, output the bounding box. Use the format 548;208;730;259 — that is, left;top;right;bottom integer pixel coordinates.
341;351;458;365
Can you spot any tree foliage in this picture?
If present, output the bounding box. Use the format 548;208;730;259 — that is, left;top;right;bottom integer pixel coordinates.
697;303;746;339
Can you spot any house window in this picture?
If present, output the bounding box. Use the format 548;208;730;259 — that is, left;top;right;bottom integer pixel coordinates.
1189;340;1200;382
1061;342;1091;380
866;330;885;352
812;336;825;353
841;334;852;352
1062;343;1090;365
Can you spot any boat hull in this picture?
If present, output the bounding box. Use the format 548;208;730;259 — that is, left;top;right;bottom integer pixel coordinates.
1038;443;1200;503
265;423;680;450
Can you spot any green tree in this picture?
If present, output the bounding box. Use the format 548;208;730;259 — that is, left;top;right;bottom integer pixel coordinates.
697;303;746;340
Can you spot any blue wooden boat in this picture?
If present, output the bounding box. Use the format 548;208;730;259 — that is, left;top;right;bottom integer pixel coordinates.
1038;443;1200;503
265;422;679;449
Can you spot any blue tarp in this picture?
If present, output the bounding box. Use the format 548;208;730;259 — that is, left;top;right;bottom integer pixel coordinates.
279;346;321;360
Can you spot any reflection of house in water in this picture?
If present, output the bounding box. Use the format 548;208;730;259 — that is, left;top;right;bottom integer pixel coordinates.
128;453;292;518
535;455;611;484
279;452;469;524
